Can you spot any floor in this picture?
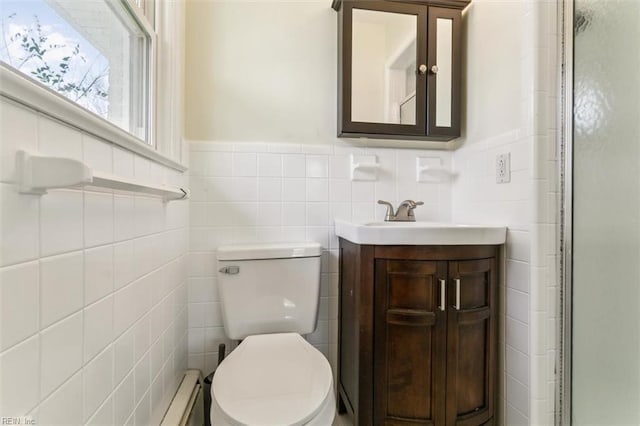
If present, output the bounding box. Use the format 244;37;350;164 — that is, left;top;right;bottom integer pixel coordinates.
332;414;352;426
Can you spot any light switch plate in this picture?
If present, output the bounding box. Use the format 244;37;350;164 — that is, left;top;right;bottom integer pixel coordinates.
496;153;511;184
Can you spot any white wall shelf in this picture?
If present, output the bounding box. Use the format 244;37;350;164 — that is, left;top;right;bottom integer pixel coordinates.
17;150;188;201
416;156;456;182
350;154;379;181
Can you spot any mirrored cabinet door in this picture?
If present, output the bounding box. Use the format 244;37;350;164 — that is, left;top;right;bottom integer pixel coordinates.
335;0;467;142
427;7;461;138
351;9;417;125
342;1;427;136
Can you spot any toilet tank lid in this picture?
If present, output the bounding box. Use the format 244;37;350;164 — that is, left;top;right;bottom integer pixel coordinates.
217;242;322;261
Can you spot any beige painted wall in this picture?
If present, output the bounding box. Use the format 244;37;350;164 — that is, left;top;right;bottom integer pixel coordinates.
184;0;336;143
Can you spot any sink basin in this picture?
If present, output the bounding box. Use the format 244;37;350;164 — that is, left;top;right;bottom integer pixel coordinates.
334;219;507;245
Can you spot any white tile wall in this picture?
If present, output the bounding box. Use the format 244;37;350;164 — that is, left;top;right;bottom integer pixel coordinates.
84;245;114;305
0;184;40;266
39;371;84;425
187;140;453;377
453;129;534;425
184;7;560;420
40;252;84;328
40;311;84;402
40;189;84;257
452;0;559;424
529;2;560;424
0;98;189;425
0;336;40;415
83;346;114;421
0;261;39;351
0;5;562;426
84;295;114;362
84;191;114;248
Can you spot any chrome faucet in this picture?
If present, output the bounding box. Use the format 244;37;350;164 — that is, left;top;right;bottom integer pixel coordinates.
378;199;424;222
378;200;396;221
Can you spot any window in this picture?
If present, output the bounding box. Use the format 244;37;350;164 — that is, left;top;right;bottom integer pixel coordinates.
0;0;155;144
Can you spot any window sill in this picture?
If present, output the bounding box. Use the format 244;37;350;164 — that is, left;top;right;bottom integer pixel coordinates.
0;65;187;173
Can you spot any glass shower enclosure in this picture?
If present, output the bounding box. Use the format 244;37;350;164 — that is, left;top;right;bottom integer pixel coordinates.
566;0;640;423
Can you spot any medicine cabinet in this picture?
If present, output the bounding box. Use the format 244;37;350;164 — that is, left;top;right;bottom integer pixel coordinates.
333;0;470;142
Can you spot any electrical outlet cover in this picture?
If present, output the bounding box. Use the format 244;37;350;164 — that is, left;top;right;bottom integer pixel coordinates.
496;153;511;184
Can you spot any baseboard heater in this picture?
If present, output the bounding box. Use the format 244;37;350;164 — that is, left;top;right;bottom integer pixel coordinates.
161;370;205;426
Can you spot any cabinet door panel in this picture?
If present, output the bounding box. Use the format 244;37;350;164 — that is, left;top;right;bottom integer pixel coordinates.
374;260;447;426
457;315;490;415
341;0;428;137
387;323;434;418
446;259;496;426
460;271;489;309
340;245;358;409
426;7;461;138
388;274;433;310
338;240;375;425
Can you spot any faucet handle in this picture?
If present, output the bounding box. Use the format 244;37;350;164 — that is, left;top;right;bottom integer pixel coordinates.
377;200;395;221
397;200;424;221
407;201;424;216
399;199;424;208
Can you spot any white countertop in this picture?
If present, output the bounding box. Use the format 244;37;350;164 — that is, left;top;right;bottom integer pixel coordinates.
334;219;507;245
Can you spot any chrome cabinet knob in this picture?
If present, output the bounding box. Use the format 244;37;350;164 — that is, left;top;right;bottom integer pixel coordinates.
418;64;428;74
430;65;439;74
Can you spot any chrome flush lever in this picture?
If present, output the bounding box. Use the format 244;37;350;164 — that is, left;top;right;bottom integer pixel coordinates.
219;266;240;275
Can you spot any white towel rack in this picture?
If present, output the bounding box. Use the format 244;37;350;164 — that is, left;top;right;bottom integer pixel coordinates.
17;150;188;201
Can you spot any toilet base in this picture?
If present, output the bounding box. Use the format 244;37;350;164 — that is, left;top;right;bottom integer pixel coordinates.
210;388;336;426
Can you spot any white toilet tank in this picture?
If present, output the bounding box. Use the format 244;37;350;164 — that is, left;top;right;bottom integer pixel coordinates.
216;242;322;340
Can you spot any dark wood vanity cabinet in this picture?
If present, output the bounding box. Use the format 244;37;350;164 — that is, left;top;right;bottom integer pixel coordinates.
333;0;470;141
338;240;498;426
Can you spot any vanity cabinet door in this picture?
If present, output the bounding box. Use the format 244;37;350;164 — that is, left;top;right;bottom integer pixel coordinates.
426;7;462;138
374;259;448;426
446;259;497;426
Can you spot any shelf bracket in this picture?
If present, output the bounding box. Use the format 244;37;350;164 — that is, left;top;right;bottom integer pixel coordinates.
16;150;189;201
350;154;379;181
18;150;92;195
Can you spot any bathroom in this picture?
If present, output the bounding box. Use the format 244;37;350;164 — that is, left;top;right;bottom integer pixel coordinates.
0;0;637;425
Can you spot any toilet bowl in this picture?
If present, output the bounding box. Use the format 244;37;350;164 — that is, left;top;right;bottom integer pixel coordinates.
209;243;335;425
211;333;335;425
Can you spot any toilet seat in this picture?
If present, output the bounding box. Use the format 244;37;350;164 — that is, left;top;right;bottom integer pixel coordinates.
211;333;333;426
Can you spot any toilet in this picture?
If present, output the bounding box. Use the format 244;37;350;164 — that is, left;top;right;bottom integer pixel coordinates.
210;242;336;425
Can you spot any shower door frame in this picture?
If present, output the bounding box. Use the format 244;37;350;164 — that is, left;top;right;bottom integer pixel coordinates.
558;0;574;424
